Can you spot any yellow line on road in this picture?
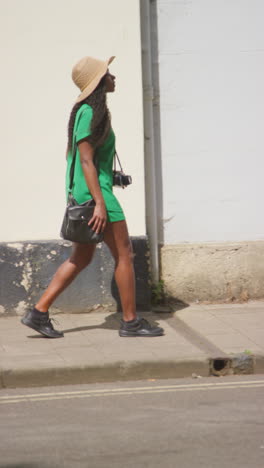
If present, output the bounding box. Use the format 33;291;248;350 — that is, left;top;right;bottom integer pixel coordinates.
1;379;264;400
1;381;264;405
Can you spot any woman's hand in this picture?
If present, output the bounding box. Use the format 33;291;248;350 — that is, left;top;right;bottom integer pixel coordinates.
88;202;107;234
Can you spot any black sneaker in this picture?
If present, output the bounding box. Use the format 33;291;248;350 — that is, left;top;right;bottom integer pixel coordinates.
119;317;164;337
21;308;64;338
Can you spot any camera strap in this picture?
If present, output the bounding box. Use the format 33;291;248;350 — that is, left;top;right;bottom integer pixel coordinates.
114;151;124;173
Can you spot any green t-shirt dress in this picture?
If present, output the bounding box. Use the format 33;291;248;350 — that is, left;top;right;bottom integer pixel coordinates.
65;104;125;223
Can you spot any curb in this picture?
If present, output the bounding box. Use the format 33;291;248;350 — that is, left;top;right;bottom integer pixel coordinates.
1;354;263;390
0;358;210;389
254;354;264;374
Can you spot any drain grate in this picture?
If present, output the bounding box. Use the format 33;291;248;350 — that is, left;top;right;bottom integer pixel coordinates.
210;358;232;376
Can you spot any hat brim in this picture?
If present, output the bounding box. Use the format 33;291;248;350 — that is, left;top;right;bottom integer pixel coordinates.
75;56;115;103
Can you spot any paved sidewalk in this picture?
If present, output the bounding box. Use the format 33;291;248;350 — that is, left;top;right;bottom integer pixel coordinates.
0;302;264;388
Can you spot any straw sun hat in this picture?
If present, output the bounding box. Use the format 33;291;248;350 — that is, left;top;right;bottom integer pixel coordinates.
72;55;115;103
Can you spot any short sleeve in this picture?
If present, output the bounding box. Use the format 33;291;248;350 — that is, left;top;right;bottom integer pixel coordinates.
75;105;93;143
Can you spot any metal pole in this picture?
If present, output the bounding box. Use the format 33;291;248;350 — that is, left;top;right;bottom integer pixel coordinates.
140;0;159;283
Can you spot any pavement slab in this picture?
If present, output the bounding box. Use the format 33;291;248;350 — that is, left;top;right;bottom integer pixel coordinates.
177;302;264;356
0;302;264;388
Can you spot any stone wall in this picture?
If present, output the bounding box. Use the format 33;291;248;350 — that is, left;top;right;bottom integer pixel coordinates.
161;241;264;303
0;238;151;317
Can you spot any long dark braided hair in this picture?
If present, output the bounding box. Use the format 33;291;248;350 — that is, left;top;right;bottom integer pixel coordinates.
67;76;111;154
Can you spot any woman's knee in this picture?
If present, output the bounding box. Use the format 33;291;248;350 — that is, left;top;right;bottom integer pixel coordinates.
115;242;134;265
104;220;134;265
69;243;96;270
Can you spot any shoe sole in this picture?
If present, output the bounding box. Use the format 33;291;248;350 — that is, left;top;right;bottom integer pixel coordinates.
21;318;64;338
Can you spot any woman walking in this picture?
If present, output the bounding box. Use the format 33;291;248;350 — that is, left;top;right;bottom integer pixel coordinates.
21;55;164;338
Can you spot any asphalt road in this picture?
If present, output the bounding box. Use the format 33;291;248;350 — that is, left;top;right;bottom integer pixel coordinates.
0;375;264;468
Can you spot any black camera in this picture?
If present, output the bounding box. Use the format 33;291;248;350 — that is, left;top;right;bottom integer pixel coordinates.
113;170;132;188
113;151;132;188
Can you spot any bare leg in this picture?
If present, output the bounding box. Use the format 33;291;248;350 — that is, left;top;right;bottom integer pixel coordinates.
103;220;137;322
35;243;96;312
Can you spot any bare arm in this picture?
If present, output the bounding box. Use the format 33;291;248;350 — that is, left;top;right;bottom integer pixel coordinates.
78;140;107;234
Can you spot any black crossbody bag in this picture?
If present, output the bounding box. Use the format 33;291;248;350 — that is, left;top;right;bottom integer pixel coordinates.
60;132;104;244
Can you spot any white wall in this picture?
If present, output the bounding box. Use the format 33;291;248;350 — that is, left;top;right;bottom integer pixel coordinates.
156;0;264;244
0;0;145;241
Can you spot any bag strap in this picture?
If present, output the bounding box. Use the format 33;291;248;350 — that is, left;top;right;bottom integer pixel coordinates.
69;138;77;192
68;108;86;193
114;151;124;172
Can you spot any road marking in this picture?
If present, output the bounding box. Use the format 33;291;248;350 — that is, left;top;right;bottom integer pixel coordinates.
1;378;264;399
1;380;264;404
